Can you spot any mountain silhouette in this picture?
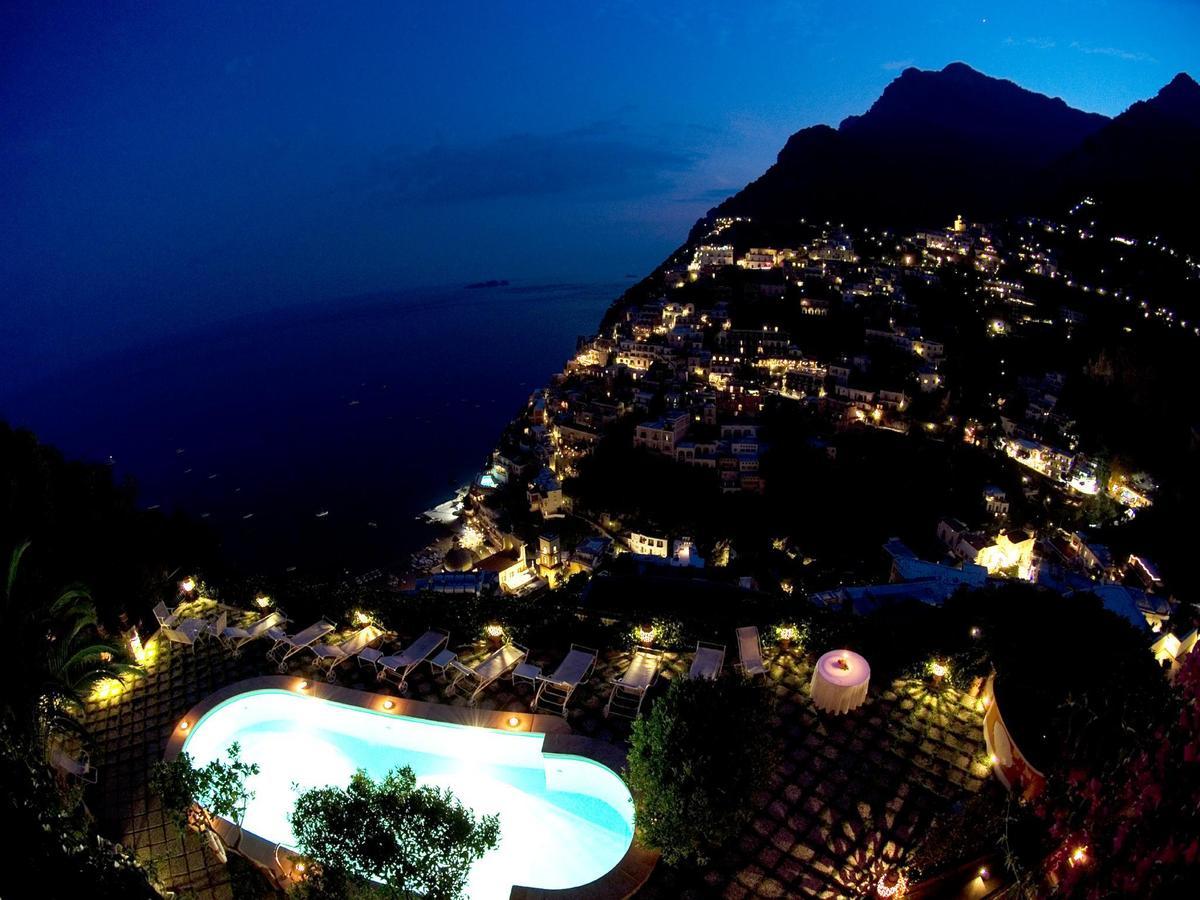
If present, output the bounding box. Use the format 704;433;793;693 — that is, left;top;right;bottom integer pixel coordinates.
704;63;1197;247
1044;72;1200;238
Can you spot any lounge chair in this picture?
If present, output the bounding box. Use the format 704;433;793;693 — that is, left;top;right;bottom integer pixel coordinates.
221;610;288;650
308;625;383;680
161;616;208;650
376;628;450;690
688;641;726;680
447;642;529;704
49;747;97;784
267;619;336;669
736;626;767;675
604;647;662;718
152;600;180;628
201;611;227;643
533;644;598;714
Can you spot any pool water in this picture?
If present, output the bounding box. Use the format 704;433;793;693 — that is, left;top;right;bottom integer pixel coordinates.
181;690;634;898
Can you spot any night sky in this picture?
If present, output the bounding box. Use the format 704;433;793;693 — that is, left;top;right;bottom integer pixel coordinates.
3;1;1197;385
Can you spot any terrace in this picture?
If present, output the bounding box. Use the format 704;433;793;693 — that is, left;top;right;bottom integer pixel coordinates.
82;598;992;899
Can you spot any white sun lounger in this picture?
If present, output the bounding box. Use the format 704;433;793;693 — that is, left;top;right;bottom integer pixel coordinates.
376;628;451;689
688;641;726;680
221;610;288;650
736;626;766;675
604;647;662;718
308;625;383;680
49;747;98;784
448;642;529;704
201;611;227;643
152;600;180;628
162;616;209;650
267;619;336;669
533;644;598;714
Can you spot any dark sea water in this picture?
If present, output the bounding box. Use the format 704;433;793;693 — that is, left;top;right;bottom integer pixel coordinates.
0;282;617;574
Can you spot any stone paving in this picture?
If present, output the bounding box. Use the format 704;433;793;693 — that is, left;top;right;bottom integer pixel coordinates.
81;604;989;899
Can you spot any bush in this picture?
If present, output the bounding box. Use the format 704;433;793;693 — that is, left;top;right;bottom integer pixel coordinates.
149;742;259;835
626;673;777;865
289;766;499;900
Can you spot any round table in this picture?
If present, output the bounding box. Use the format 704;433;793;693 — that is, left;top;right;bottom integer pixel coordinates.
810;649;871;715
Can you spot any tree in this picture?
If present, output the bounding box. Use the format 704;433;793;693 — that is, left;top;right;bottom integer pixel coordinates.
1;723;160;898
1;541;141;753
150;742;259;839
625;673;776;865
289;766;500;900
1004;651;1200;897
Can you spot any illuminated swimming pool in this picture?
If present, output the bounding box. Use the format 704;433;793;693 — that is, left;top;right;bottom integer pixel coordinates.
181;689;634;898
477;472;500;489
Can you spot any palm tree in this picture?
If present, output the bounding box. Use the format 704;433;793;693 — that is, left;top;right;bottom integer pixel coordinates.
1;541;142;753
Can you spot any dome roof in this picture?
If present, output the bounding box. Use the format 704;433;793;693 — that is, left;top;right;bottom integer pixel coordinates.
444;547;475;572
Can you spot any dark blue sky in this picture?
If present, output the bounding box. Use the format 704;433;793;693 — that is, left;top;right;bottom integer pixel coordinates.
2;1;1197;384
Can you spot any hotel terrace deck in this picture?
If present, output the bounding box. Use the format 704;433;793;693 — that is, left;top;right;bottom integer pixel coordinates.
82;600;992;899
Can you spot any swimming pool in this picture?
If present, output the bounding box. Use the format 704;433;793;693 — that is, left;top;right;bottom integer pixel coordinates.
180;689;635;898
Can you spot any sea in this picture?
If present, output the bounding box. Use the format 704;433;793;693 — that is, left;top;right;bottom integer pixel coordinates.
0;282;618;575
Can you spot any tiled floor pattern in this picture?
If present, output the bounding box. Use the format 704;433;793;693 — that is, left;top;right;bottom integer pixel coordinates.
82;608;988;899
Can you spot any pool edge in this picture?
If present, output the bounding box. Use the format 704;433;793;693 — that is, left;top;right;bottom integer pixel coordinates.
164;676;658;898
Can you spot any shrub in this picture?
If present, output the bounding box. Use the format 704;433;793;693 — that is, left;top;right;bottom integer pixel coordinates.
626;673;777;865
149;742;259;835
289;766;499;900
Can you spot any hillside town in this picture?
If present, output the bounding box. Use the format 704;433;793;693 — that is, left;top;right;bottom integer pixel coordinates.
8;29;1200;899
422;204;1196;674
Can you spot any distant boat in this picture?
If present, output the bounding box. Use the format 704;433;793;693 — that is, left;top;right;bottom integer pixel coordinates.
316;510;330;518
242;512;255;520
465;279;509;289
367;521;378;528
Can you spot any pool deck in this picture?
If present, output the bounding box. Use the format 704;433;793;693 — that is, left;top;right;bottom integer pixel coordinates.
82;599;990;899
163;674;574;761
164;675;653;899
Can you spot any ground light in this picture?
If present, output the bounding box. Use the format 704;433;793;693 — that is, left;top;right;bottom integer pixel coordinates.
874;869;907;897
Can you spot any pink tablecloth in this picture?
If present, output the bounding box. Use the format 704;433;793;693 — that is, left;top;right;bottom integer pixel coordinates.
810;649;870;714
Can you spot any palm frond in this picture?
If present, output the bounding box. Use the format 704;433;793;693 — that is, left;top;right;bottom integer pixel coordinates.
61;608;101;646
49;585;95;617
60;643;134;676
6;540;31;600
